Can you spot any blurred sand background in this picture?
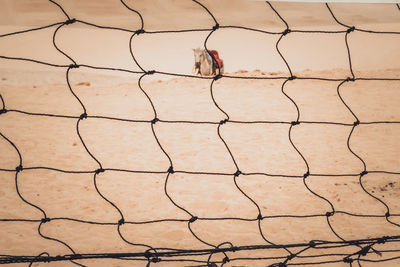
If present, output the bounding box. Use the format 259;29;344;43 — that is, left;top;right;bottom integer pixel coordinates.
0;0;400;266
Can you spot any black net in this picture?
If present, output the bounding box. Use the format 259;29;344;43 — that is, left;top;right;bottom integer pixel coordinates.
0;1;400;266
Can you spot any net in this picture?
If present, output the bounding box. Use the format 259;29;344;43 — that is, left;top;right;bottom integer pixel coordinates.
0;0;400;266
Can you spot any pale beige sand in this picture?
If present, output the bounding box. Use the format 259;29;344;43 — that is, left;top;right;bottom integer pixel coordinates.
1;69;400;267
1;0;400;267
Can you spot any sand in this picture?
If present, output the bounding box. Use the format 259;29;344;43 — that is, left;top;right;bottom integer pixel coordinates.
1;68;400;266
1;0;400;267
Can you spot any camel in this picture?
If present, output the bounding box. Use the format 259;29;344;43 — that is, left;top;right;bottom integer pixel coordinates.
192;48;224;76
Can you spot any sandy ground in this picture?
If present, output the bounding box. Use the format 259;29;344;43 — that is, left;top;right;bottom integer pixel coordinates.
1;68;400;267
1;0;400;267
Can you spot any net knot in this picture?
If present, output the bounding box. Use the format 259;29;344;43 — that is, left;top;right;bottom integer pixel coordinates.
385;211;390;217
212;23;220;31
278;263;287;267
347;26;355;33
257;213;263;220
326;211;334;217
135;29;145;35
282;28;291;36
303;171;310;178
151;118;159;124
219;118;228;125
95;168;105;174
0;108;7;114
288;76;297;80
287;254;295;260
69;64;79;69
343;257;353;263
167;166;174;174
309;240;316;247
15;165;23;172
291;121;300;126
41;217;51;223
151;257;161;263
146;70;156;75
359;246;371;256
118;218;125;225
377;236;388;244
360;170;368;177
222;257;230;263
79;113;87;120
345;77;355;82
64;18;76;25
144;251;152;259
214;74;222;80
234;170;241;177
189;216;198;223
353;120;360;126
208;263;217;267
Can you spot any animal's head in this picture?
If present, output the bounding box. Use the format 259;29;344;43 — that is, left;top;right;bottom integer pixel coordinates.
193;48;203;62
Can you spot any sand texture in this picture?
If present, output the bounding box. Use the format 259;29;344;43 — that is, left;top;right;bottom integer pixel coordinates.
0;0;400;266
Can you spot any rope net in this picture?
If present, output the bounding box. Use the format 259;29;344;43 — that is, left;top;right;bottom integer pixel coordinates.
0;0;400;266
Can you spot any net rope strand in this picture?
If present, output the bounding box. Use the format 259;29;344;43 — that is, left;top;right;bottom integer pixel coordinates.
0;0;399;266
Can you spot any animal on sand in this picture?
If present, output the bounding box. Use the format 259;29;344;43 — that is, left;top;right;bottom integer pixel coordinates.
192;48;224;76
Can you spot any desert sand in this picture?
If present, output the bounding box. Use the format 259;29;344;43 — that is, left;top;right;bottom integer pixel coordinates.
0;0;400;267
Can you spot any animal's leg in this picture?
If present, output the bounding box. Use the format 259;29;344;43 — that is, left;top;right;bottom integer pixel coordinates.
212;61;216;75
193;61;201;75
195;67;200;75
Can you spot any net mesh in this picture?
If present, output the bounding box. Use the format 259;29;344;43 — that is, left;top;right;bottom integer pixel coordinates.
0;0;400;266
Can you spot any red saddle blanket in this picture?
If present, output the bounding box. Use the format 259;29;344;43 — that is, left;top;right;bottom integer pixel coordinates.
208;50;223;68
